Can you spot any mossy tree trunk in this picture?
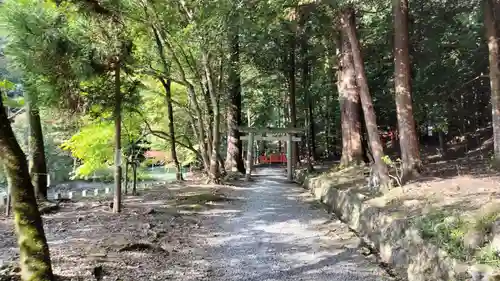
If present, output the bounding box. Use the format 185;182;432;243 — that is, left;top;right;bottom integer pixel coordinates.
27;97;48;200
0;93;54;281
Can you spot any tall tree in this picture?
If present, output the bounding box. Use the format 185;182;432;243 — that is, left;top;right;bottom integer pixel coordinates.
150;21;184;181
26;94;49;200
394;0;421;181
484;0;500;165
286;7;299;165
341;6;390;189
337;31;363;166
0;92;54;281
299;3;316;166
225;18;246;174
160;77;183;180
113;60;122;213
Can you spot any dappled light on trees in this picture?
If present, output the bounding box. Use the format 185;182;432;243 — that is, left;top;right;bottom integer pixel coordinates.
337;29;363;167
393;0;422;181
484;0;500;166
340;6;390;189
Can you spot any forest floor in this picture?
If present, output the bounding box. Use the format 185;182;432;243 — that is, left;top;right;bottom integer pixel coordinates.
0;169;394;281
0;178;235;281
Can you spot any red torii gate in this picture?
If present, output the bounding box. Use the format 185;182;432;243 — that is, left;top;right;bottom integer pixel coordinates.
239;126;303;181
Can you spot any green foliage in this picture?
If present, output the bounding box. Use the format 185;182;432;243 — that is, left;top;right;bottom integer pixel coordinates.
413;209;500;267
413;211;468;260
60;120;114;177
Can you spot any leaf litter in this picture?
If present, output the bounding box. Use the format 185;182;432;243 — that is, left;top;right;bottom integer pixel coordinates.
0;179;242;281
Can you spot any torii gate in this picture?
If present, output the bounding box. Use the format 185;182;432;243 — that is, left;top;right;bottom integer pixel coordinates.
238;127;303;181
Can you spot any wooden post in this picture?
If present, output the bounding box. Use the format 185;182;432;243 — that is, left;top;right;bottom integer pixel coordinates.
245;132;254;181
287;133;293;181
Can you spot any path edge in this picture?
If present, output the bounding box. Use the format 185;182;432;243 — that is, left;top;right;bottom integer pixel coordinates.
294;169;470;281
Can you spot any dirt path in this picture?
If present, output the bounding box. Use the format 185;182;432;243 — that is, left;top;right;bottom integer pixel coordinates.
0;169;393;281
199;168;392;281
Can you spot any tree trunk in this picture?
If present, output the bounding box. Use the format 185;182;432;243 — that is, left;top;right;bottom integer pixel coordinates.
27;97;48;200
299;5;316;165
217;153;226;176
485;0;500;165
132;163;137;196
124;161;129;195
113;62;122;213
225;23;246;174
5;163;11;216
394;0;421;182
0;93;54;281
160;78;184;181
337;30;364;167
341;7;391;189
308;97;316;161
286;10;299;166
202;51;221;183
151;26;210;176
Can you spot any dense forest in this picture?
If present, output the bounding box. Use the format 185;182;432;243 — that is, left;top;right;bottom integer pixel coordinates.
1;0;500;279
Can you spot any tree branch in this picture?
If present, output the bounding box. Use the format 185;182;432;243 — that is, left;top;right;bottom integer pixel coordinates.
129;107;201;159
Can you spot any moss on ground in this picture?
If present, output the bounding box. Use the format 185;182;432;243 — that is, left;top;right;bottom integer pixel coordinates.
176;193;230;204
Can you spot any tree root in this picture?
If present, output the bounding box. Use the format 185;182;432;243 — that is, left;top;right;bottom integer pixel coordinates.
117;243;166;253
38;202;60;215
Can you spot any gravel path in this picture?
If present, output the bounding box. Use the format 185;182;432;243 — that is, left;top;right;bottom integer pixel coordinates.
203;168;392;281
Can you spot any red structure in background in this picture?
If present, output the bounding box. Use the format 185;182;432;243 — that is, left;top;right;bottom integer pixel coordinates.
379;127;398;147
258;153;287;164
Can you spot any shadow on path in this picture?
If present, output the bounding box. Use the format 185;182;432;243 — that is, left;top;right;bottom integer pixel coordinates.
197;168;392;281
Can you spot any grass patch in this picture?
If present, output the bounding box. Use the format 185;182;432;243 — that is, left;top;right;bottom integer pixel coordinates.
412;208;500;267
413;210;468;260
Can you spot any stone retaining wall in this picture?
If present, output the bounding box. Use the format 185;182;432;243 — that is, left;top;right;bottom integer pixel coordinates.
295;169;469;281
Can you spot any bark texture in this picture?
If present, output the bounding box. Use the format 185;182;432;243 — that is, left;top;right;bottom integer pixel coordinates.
485;0;500;165
27;97;48;200
341;7;390;189
113;63;122;213
394;0;421;182
337;30;363;166
0;93;54;281
225;23;246;174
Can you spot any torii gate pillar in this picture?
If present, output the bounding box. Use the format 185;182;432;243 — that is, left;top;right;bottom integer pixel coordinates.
286;133;293;181
245;132;254;181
